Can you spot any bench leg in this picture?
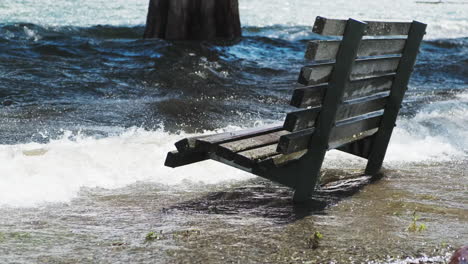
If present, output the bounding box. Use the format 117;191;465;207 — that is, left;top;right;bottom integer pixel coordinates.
365;156;384;175
252;151;324;203
291;150;326;203
364;126;392;175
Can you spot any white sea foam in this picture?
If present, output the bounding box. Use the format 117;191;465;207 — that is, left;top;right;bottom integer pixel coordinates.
0;0;467;39
0;127;254;207
386;96;468;162
1;93;466;207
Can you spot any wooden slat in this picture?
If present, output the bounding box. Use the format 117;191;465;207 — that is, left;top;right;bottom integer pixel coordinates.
276;128;315;155
285;93;388;132
330;113;383;143
290;83;326;108
291;74;394;108
165;150;209;168
352;55;400;80
257;150;308;169
337;136;374;159
278;112;383;154
174;123;283;152
343;74;394;100
234;144;279;168
329;128;378;150
298;55;400;86
216;130;289;160
337;92;388;121
313;16;412;36
283;106;321;132
305;38;406;61
298;63;333;86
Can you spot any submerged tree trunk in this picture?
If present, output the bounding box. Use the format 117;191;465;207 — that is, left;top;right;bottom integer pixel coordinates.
143;0;242;41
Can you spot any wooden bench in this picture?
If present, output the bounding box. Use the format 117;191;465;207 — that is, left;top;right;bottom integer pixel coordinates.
164;17;427;202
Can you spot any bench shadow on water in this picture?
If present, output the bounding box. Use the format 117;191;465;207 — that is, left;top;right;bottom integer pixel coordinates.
168;170;384;224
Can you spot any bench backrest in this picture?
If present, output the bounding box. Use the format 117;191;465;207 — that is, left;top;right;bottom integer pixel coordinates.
277;17;426;156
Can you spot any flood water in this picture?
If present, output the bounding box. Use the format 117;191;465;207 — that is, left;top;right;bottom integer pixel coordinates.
0;0;467;263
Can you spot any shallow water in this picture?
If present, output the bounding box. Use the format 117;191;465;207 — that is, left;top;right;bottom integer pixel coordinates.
0;163;465;263
0;0;467;263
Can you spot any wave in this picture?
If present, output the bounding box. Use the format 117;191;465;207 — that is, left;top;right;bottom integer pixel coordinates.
0;92;466;207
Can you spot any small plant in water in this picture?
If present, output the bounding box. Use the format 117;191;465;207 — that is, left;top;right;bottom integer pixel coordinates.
307;231;323;249
145;231;164;242
408;211;427;232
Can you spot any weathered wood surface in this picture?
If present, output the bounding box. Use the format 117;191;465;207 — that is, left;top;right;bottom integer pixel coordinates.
216;130;289;160
329;128;378;153
313;16;412;36
291;74;394;108
285;92;388;132
234;144;280;167
283;106;321;132
337;93;387;121
144;0;242;40
175;123;282;152
276;128;315;155
257;150;308;168
278;112;383;154
298;55;400;85
290;83;325;108
329;114;382;143
306;38;406;61
337;135;374;159
165;150;209;168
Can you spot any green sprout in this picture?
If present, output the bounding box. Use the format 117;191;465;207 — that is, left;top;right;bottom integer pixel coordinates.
408;211;427;232
307;231;323;249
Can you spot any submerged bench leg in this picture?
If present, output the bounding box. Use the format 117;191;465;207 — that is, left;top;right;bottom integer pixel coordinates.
251;150;324;203
292;150;326;203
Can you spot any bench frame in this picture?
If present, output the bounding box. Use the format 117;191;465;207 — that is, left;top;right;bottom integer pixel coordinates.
165;17;427;202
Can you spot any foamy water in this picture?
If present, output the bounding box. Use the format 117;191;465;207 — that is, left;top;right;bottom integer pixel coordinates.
0;127;254;207
0;0;467;208
0;0;467;39
0;92;466;207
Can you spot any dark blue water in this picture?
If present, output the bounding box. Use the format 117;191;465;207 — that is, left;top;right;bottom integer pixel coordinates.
0;24;466;145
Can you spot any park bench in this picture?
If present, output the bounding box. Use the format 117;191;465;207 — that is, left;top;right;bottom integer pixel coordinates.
164;17;427;202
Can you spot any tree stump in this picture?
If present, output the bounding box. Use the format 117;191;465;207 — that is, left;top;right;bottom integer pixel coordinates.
143;0;242;41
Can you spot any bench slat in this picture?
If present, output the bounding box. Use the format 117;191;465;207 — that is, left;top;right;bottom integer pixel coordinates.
257;150;308;169
337;92;388;121
291;74;394;108
285;92;388;132
337;136;374;159
306;38;406;61
175;123;283;152
216;130;289;160
313;16;412;36
165;150;209;168
283;106;321;132
278;112;382;154
234;144;280;167
298;55;400;86
330;112;383;143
